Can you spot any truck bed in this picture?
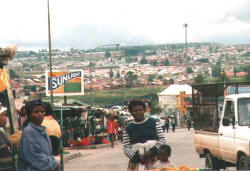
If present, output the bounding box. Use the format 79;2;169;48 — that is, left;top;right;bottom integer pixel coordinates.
194;130;221;158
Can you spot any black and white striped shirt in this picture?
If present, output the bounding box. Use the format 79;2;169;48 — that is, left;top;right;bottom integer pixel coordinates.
123;117;166;159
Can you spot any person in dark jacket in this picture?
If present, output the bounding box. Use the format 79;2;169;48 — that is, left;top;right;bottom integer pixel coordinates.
187;119;191;131
0;108;15;171
17;99;60;171
165;117;170;133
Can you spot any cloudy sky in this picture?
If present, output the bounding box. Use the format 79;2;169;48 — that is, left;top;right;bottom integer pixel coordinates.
1;0;250;50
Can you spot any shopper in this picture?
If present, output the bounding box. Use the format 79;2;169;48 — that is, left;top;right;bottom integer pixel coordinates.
107;114;118;148
165;117;170;133
0;108;15;171
171;117;176;133
17;99;60;171
123;100;166;171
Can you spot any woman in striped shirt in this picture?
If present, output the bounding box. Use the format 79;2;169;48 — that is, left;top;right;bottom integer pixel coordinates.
123;100;166;171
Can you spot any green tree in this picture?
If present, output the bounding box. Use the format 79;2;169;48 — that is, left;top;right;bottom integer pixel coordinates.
163;59;170;66
140;56;148;64
169;78;174;84
194;74;205;84
39;87;46;91
9;69;19;79
233;67;237;76
125;71;138;87
30;85;37;92
186;67;193;74
212;62;221;77
109;68;114;78
30;64;35;69
150;100;162;115
157;75;163;80
124;48;139;56
147;75;155;82
105;51;111;58
116;71;120;78
152;60;157;66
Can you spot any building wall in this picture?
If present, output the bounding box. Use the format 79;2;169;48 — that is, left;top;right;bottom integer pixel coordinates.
159;95;177;111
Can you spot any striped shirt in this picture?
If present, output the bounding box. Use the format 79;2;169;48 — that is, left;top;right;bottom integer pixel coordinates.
123;117;166;159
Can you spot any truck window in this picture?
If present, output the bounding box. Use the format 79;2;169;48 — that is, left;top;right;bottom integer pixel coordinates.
238;98;250;126
224;101;234;126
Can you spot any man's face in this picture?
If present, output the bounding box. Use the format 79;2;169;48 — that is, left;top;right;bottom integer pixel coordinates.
0;112;8;127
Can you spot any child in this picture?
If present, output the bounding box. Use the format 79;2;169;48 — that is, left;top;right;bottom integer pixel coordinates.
154;145;176;170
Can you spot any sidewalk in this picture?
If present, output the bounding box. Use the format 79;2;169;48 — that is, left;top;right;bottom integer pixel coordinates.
63;140;121;162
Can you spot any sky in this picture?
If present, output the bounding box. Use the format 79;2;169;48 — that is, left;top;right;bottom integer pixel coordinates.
1;0;250;50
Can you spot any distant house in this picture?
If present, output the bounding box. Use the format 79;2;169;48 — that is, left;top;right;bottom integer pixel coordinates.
158;84;192;112
225;71;248;78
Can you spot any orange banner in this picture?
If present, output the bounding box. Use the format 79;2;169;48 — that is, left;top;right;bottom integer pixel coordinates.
0;68;9;92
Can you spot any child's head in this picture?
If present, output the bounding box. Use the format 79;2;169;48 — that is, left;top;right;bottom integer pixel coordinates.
157;145;171;162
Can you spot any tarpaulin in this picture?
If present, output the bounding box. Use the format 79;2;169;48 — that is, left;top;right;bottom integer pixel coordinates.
0;69;9;92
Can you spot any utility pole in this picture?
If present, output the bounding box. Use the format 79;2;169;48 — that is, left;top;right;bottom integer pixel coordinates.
184;23;188;58
90;54;93;106
47;0;53;108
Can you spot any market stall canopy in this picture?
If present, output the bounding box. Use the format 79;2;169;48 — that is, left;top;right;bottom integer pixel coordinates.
158;84;192;96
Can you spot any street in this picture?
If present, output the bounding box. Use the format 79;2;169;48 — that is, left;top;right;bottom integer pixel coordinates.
64;128;204;171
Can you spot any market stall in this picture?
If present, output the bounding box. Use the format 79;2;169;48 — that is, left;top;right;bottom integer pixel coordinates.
52;105;112;147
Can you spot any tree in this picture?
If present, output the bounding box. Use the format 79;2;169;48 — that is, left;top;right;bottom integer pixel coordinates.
186;67;193;74
217;70;229;82
124;48;139;56
150;100;162;115
169;78;174;84
163;59;170;66
194;74;205;84
9;69;19;79
157;75;163;80
105;51;111;58
212;62;221;77
109;68;114;78
125;71;138;87
147;75;155;82
140;56;148;64
30;85;37;92
116;71;120;78
39;87;46;91
152;60;157;66
233;67;237;76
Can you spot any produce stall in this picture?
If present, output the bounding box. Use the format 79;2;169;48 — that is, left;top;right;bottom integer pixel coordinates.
51;104;113;147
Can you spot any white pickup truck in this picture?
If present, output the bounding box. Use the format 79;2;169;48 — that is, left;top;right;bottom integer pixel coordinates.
192;83;250;170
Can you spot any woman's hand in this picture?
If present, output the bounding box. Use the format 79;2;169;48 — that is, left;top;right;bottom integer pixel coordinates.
55;155;61;166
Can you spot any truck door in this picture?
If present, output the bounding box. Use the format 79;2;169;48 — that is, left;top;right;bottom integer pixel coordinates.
219;100;236;162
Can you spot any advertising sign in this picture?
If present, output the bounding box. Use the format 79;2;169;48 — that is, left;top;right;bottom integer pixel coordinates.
46;70;84;96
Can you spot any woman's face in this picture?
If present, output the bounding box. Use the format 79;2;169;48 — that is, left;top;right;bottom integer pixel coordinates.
0;112;7;127
30;105;46;126
132;105;145;122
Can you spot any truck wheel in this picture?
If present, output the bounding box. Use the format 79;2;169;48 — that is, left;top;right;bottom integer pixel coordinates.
205;153;220;169
238;155;250;170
